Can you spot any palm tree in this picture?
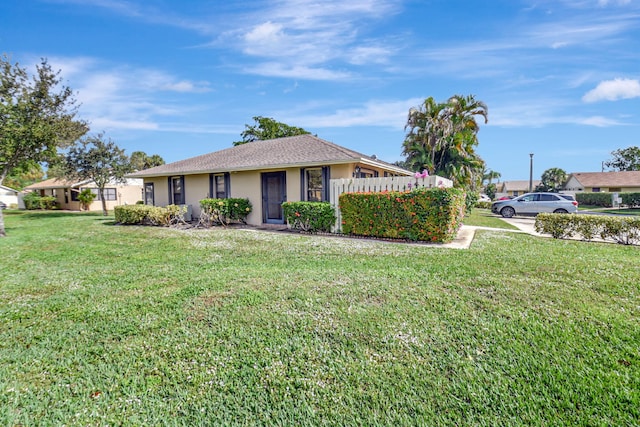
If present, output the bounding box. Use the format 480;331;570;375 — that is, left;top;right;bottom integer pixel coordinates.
402;95;488;188
482;168;501;186
537;168;567;192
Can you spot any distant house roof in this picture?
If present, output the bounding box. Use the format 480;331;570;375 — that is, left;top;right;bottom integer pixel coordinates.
566;171;640;188
499;180;541;192
128;135;411;178
0;184;19;194
24;177;142;190
24;178;81;190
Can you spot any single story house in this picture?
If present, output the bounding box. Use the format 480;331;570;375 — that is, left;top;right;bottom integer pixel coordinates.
128;135;413;226
24;178;144;211
496;180;541;198
564;171;640;193
0;184;19;208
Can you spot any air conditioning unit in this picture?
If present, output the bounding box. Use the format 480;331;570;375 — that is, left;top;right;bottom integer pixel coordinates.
179;204;193;221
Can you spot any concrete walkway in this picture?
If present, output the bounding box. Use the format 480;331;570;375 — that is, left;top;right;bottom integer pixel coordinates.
443;217;539;249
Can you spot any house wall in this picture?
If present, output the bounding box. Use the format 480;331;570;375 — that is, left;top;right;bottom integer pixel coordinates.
141;162;405;225
564;176;640;193
0;187;19;207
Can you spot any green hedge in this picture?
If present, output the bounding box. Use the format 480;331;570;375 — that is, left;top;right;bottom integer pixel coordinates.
23;192;57;210
282;201;336;233
199;198;252;226
114;205;186;226
339;187;466;243
576;192;614;207
621;193;640;207
576;192;640;208
535;213;640;245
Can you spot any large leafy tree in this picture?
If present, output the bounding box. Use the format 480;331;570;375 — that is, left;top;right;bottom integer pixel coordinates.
0;55;87;236
233;116;310;146
402;95;488;188
604;146;640;171
3;161;44;190
129;151;165;171
62;133;132;216
535;167;567;192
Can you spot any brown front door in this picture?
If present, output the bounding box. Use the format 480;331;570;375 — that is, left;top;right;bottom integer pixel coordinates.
261;172;286;224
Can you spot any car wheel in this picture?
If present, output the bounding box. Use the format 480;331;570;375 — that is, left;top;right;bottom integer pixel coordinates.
501;206;515;218
553;209;568;214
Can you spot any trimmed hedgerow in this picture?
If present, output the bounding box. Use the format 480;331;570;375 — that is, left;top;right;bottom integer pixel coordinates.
114;205;185;226
535;213;640;245
282;201;336;233
475;201;492;210
621;192;640;207
576;192;613;207
199;198;252;226
339;187;466;243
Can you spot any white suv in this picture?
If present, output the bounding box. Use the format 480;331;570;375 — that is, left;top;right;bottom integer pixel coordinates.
491;192;578;218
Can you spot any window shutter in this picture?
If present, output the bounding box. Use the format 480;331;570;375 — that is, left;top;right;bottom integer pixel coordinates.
322;166;330;202
208;174;214;199
300;168;306;200
224;172;231;198
167;177;172;204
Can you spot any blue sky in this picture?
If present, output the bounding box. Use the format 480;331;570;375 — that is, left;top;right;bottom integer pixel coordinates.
2;0;639;181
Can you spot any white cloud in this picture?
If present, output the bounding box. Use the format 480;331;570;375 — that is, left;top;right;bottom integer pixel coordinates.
288;98;423;129
582;78;640;102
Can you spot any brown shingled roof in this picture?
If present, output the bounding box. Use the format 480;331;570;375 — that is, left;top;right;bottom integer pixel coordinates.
128;135;410;177
568;171;640;187
24;178;81;190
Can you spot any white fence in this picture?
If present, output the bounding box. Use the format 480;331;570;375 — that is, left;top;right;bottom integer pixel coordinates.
329;175;453;232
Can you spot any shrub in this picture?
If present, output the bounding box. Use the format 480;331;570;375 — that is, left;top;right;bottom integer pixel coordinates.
475;201;492;210
282;202;336;233
465;191;479;213
535;213;640;245
339;187;465;243
199;198;252;226
23;192;57;210
576;192;613;207
114;205;186;226
77;188;96;210
621;192;640;207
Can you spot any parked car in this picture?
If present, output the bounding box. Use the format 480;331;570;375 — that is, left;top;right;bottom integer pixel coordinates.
491;192;578;218
479;194;491;202
0;201;6;210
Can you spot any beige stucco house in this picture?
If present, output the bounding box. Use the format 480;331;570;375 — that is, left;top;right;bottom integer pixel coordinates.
128;135;413;226
24;178;143;211
496;180;541;198
564;171;640;193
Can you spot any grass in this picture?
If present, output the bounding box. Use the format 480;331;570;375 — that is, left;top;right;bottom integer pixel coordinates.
1;211;638;426
579;205;640;216
463;208;519;229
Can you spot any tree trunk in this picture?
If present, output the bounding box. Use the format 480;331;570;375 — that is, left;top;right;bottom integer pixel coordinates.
0;208;5;237
99;188;108;216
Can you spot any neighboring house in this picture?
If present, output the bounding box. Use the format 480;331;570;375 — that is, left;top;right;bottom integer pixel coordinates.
496;180;541;198
128;135;413;226
23;178;143;211
564;171;640;193
0;184;19;208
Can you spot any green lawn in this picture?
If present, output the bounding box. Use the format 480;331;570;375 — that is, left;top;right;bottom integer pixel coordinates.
1;211;638;426
464;208;519;229
579;205;640;216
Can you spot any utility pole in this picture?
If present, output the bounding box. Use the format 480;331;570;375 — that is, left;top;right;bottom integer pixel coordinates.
529;153;534;192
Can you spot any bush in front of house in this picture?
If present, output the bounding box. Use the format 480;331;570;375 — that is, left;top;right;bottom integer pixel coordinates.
475;201;492;210
23;192;57;210
535;213;640;245
339;187;466;243
621;192;640;207
576;192;613;207
114;204;186;226
199;198;252;226
282;201;336;233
